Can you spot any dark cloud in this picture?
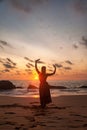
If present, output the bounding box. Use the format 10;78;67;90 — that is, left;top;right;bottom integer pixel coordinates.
48;65;52;69
0;45;4;49
0;40;8;45
59;47;63;50
48;69;53;72
9;0;48;13
25;68;32;74
26;64;31;68
73;44;79;49
24;57;34;62
26;63;34;68
37;60;45;64
4;69;10;72
28;63;34;67
3;63;16;69
16;70;21;75
74;0;87;14
55;63;63;68
65;60;73;65
80;36;87;48
0;40;12;49
7;58;16;66
0;58;17;70
1;69;10;73
25;68;31;72
10;0;31;13
64;67;72;70
0;58;3;63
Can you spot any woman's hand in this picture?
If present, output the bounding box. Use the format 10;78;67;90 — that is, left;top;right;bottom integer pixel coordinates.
53;64;56;68
35;59;40;63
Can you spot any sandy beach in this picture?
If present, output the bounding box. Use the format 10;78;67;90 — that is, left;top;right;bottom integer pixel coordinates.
0;95;87;130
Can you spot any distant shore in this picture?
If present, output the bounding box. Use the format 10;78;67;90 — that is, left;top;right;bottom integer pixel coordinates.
0;95;87;130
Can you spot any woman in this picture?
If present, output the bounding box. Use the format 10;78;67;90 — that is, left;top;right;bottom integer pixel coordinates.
35;59;56;108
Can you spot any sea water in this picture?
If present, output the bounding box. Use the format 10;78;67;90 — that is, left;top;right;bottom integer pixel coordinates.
0;80;87;98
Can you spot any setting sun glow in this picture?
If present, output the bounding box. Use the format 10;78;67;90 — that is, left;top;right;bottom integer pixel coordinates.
0;0;87;80
32;70;39;80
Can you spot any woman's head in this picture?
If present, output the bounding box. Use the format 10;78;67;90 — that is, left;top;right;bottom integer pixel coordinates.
41;66;46;74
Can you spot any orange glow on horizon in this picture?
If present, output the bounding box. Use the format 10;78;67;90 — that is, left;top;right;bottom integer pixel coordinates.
0;67;87;81
32;70;39;80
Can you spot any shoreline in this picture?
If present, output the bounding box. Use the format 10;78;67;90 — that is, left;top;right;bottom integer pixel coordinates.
0;95;87;130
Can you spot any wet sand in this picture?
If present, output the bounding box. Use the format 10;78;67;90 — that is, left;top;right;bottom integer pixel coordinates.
0;95;87;130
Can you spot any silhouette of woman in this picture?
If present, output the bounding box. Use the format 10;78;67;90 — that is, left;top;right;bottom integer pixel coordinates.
35;59;56;108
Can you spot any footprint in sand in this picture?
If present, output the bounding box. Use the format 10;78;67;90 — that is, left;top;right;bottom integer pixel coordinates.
24;116;35;122
15;126;21;130
34;112;46;116
74;119;83;122
15;125;28;130
5;112;16;114
68;125;81;128
29;124;37;128
83;124;87;127
30;102;39;104
70;113;87;118
5;121;15;125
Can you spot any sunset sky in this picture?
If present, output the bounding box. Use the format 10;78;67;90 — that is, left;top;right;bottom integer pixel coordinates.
0;0;87;80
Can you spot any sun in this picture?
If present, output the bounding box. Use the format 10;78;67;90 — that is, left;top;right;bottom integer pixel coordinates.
32;70;39;80
34;75;38;80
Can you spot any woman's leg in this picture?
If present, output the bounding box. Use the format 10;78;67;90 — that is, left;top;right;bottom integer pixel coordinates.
41;102;46;108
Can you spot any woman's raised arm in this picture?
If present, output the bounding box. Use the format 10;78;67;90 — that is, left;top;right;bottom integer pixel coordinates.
47;64;56;76
35;59;40;74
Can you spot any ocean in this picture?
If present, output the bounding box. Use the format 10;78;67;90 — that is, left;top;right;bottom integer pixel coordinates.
0;80;87;98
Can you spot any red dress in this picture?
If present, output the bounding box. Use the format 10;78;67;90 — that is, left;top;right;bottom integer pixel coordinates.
39;73;52;105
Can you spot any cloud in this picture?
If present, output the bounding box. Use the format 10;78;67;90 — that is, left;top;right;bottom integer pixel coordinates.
0;40;13;49
0;58;3;63
26;64;31;68
24;57;34;62
73;44;79;49
10;0;31;13
25;68;32;74
3;63;16;69
0;0;30;13
28;63;34;67
48;69;53;72
0;57;17;69
80;36;87;48
25;68;31;71
37;60;45;64
74;0;87;14
16;70;21;75
8;0;48;13
0;45;4;49
65;60;73;65
64;67;72;70
26;63;34;68
0;40;8;45
1;69;10;73
55;63;63;68
24;57;45;65
7;58;16;66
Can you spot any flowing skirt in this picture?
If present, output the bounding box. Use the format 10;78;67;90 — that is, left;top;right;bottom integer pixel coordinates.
39;82;52;106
